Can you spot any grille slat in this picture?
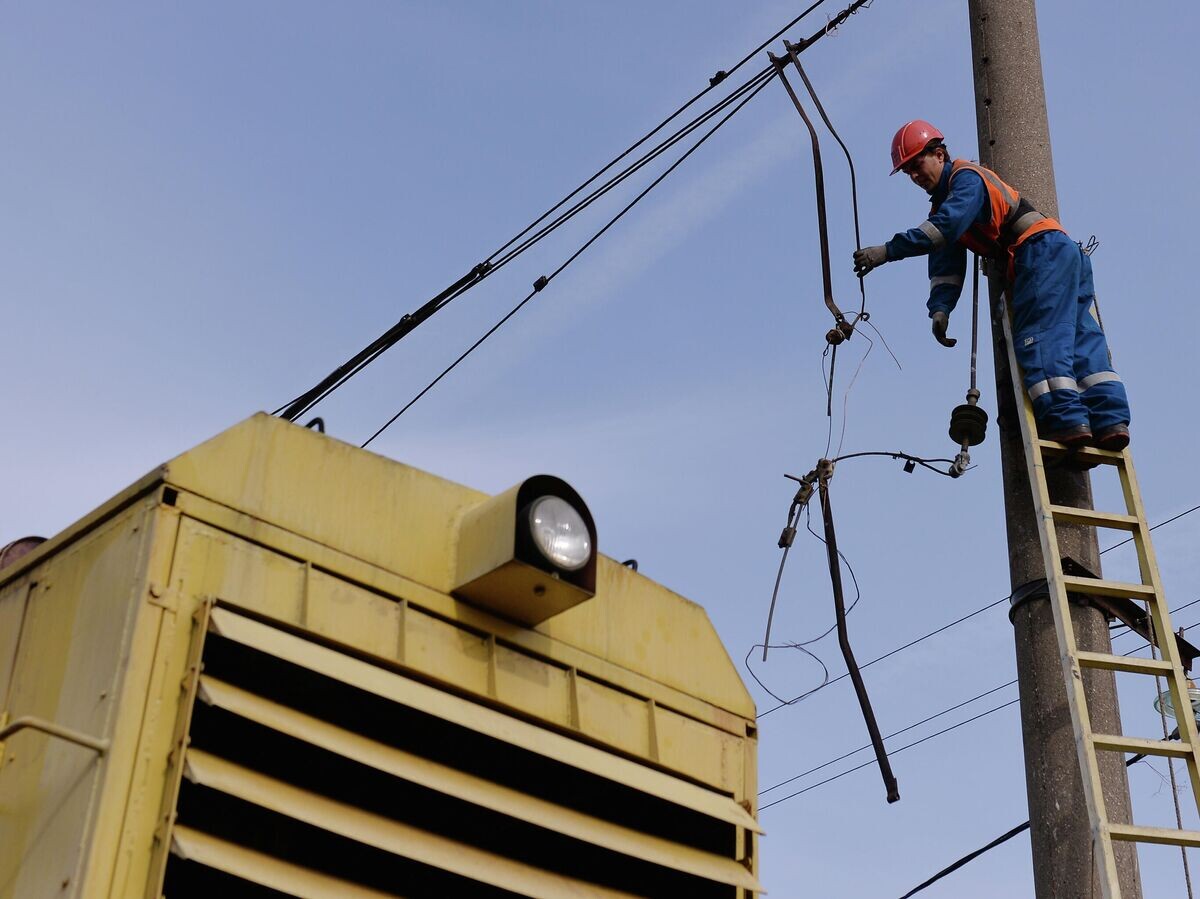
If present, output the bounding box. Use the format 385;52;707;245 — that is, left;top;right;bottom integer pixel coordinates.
162;608;758;898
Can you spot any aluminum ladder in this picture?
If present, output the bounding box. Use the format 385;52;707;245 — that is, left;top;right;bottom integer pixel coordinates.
1001;294;1200;897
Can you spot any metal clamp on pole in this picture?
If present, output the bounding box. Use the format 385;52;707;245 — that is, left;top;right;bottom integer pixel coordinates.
0;716;110;757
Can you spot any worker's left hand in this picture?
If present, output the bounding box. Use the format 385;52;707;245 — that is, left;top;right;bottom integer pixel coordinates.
931;311;957;348
852;245;888;277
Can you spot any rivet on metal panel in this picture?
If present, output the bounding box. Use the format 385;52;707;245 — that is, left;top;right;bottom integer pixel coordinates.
149;583;164;598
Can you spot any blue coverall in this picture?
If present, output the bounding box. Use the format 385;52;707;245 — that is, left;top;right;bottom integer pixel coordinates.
883;161;1130;434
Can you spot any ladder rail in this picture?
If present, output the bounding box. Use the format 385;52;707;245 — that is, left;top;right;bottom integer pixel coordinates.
999;293;1124;897
1002;288;1200;897
1117;460;1200;802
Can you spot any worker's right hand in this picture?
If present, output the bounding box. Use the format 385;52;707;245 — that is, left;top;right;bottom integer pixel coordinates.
931;310;957;348
852;245;888;277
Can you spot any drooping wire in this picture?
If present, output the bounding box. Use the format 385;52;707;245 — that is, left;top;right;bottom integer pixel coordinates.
361;66;781;446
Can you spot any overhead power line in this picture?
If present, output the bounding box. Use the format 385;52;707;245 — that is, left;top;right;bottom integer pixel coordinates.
757;501;1200;717
360;66;780;447
757;602;1200;810
276;0;873;424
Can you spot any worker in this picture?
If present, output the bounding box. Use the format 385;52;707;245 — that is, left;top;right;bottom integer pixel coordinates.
851;120;1130;450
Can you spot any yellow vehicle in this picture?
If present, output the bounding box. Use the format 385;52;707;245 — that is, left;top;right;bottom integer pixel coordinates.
0;414;761;898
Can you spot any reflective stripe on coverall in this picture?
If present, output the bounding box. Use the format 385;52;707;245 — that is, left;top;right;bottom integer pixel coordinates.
885;159;1131;433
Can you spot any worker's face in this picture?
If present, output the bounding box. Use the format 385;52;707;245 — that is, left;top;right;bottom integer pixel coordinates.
902;149;946;193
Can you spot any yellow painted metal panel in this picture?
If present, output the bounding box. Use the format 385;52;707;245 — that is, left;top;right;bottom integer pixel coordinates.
172;825;403;899
575;674;654;759
655;702;744;793
161;415;755;720
174;490;750;737
184;749;643;899
0;505;150;899
304;567;402;660
208;606;762;833
404;607;492;696
199;676;762;890
492;641;574;728
0;577;34;727
175;516;746;791
540;557;755;721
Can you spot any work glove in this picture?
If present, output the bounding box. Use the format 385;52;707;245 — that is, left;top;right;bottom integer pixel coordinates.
931;310;957;348
852;245;888;277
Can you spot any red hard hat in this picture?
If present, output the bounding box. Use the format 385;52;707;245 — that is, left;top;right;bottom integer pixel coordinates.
890;120;944;175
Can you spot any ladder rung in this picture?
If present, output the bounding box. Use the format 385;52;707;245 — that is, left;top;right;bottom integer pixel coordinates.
1108;823;1200;848
1091;733;1193;759
1037;439;1125;465
1050;505;1140;531
1076;652;1174;675
1061;575;1157;601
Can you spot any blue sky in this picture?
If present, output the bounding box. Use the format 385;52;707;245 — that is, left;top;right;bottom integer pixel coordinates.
4;2;1199;896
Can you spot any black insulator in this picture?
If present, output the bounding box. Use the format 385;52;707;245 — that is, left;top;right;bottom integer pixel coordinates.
826;327;846;346
949;403;989;447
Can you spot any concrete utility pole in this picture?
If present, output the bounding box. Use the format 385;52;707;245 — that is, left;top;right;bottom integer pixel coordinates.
966;2;1142;896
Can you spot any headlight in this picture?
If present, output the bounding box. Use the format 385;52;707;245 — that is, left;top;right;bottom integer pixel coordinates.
528;496;591;571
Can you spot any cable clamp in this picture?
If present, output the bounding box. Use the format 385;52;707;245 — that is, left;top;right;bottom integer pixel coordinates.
709;70;728;87
532;275;548;292
473;261;493;277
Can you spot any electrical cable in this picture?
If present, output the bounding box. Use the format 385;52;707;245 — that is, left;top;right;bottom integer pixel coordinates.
894;729;1182;898
759;610;1200;812
276;0;860;423
756;502;1200;716
361;66;780;446
759;695;1021;810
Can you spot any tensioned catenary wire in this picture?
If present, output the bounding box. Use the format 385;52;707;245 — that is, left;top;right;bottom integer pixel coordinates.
758;602;1200;810
275;0;841;422
756;501;1200;717
360;68;781;448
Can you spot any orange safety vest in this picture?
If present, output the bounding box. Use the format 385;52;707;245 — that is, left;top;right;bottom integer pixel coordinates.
935;159;1065;279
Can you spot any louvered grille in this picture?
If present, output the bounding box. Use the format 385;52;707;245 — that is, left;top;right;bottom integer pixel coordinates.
164;612;758;898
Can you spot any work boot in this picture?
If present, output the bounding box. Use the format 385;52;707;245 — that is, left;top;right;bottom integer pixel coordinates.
1093;423;1130;451
1041;422;1093;448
